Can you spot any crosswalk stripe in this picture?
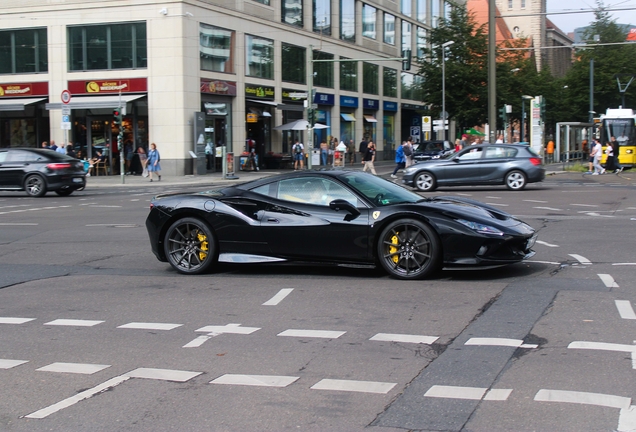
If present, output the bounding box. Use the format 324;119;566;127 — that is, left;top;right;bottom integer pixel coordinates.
311;379;395;394
210;374;299;387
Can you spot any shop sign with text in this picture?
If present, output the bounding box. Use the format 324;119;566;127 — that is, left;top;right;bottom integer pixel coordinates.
0;82;48;97
68;78;147;94
200;79;237;96
245;84;275;99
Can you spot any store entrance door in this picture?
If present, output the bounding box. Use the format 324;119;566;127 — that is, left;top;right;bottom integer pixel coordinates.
87;116;114;174
204;116;226;172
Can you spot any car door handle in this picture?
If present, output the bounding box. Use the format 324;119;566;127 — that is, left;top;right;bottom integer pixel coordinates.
265;217;280;223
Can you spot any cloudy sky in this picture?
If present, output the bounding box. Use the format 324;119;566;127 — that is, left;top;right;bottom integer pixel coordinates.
547;0;636;33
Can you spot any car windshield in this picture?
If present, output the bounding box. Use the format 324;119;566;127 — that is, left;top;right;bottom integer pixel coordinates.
340;172;424;206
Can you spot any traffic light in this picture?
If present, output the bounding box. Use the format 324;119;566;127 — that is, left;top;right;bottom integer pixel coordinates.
402;49;411;71
307;108;315;126
498;106;507;121
113;108;122;127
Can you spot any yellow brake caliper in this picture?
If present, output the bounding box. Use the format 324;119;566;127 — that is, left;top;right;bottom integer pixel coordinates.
197;232;209;261
390;234;399;264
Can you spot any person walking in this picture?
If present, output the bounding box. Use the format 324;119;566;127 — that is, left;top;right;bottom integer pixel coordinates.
358;136;368;163
147;142;162;181
611;137;623;173
292;139;304;170
391;141;406;178
320;140;328;166
362;141;377;175
404;137;414;167
137;146;148;177
591;139;604;175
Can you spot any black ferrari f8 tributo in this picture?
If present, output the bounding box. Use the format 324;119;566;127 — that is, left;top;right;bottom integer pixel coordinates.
146;171;537;280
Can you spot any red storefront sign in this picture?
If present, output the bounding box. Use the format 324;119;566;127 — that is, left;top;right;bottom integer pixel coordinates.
0;82;48;97
200;78;236;96
68;78;148;94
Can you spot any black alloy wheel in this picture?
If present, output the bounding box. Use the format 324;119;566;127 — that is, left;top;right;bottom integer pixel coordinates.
505;170;527;191
414;171;437;192
164;217;217;274
377;218;441;280
24;175;47;197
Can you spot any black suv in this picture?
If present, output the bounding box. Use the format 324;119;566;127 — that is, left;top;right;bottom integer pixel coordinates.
412;140;454;162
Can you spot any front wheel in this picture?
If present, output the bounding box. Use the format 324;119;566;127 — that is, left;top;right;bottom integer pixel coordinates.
377;218;441;280
24;175;47;197
505;170;527;191
414;171;437;192
164;217;217;274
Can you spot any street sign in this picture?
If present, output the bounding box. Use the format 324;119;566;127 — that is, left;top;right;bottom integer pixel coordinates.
61;89;71;104
61;121;71;130
61;106;71;116
422;116;431;132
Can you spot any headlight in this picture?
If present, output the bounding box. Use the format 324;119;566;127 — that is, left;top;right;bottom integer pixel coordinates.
457;219;504;236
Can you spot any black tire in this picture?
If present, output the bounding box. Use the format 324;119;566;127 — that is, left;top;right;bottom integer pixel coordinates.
164;217;217;275
505;170;527;191
55;188;74;196
414;171;437;192
377;218;441;280
24;175;47;197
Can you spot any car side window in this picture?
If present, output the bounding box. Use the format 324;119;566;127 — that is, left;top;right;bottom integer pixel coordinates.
0;151;6;163
270;177;360;207
6;150;39;162
485;147;517;158
457;147;483;160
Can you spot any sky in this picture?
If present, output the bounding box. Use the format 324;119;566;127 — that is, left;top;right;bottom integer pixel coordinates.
546;0;636;33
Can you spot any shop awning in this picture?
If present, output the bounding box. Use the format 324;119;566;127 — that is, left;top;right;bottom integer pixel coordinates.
247;99;278;106
0;97;46;111
45;94;145;110
340;113;356;121
363;115;377;123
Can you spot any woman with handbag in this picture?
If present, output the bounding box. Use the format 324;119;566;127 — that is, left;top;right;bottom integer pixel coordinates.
147;143;162;182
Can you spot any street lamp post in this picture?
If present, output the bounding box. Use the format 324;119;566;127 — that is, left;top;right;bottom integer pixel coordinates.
521;95;533;143
441;40;454;141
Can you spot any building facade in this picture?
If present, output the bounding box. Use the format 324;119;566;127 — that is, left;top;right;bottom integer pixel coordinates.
0;0;459;175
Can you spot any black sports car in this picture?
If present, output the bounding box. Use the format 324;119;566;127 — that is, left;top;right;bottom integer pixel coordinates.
146;171;537;280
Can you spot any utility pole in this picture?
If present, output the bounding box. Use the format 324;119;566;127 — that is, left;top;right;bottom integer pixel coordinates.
488;0;497;143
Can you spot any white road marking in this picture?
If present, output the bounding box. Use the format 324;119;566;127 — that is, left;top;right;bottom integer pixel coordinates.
533;206;563;211
455;193;472;196
24;376;131;419
584;212;615;217
485;202;509;207
613;263;636;266
310;379;396;394
485;196;501;199
262;288;294;306
424;385;513;401
278;329;346;339
615;300;636;320
0;204;30;209
524;199;547;203
37;362;111;375
536;240;559;247
44;319;104;327
195;323;260;334
88;205;122;208
465;337;537;348
85;223;137;228
183;335;214;348
568;341;636;353
0;205;71;215
598;274;619;288
618;405;636;432
369;333;439;344
0;223;38;226
117;322;183;330
0;317;36;324
534;389;631;409
130;199;140;202
124;367;202;382
571;203;598;207
0;359;28;369
210;374;299;387
484;389;514;401
526;260;561;265
569;254;592;265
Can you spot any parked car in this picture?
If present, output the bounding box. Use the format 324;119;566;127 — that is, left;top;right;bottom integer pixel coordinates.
412;140;454;162
146;170;537;280
0;148;86;197
402;143;545;192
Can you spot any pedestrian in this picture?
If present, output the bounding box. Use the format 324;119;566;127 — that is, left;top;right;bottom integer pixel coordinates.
358;136;368;162
50;140;58;151
124;141;134;174
611;137;623;173
56;142;66;154
347;139;356;164
292;139;304;170
65;144;76;158
205;140;214;170
584;140;594;173
404;136;414;167
591;139;604;175
362;141;377;175
391;141;406;178
546;139;555;163
320;140;328;165
460;134;469;149
495;134;504;143
41;141;50;149
454;138;462;152
137;146;148;177
147;142;162;181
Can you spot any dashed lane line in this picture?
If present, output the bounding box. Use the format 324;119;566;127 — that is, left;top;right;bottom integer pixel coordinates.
568;341;636;353
310;379;396;394
424;385;512;401
533;206;563;211
0;223;38;226
534;389;631;410
0;317;36;324
485;202;509;207
369;333;438;344
0;205;71;215
262;288;294;305
569;254;592;265
465;337;537;349
571;203;599;207
536;240;559;247
277;329;346;339
36;362;111;375
44;319;104;327
613;263;636;266
615;300;636;320
524;199;548;203
0;359;28;369
210;374;299;387
598;274;619;288
117;322;183;331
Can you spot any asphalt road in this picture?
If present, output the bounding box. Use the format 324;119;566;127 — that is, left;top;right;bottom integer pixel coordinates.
0;168;635;431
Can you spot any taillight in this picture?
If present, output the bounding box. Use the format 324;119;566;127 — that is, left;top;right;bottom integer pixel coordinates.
46;163;72;170
149;203;154;210
529;158;542;166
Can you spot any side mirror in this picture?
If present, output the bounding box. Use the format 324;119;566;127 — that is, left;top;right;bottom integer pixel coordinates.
329;199;361;221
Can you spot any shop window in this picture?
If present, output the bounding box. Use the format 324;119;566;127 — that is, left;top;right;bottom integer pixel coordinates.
340;0;356;43
0;28;48;74
362;4;377;39
417;0;427;23
282;0;303;27
246;35;274;79
383;67;397;98
313;0;332;35
313;51;334;88
363;62;379;95
383;13;395;45
339;57;357;92
68;22;146;71
282;44;306;84
200;24;234;73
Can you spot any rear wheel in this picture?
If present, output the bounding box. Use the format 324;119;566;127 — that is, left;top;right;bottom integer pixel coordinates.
414;171;437;192
377;218;441;280
164;217;216;274
505;170;527;190
24;175;47;197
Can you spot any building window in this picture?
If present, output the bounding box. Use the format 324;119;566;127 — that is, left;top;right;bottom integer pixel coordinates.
431;0;440;27
521;0;525;7
384;13;395;45
444;1;452;19
313;50;334;88
401;72;423;100
362;4;377;39
383;67;398;97
281;43;305;84
253;0;270;5
282;0;303;27
417;0;427;23
363;62;379;95
340;0;356;43
416;27;427;58
340;57;357;91
68;22;146;71
402;21;412;59
0;28;48;74
313;0;332;35
401;0;412;17
245;35;274;79
200;24;234;73
508;0;513;8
